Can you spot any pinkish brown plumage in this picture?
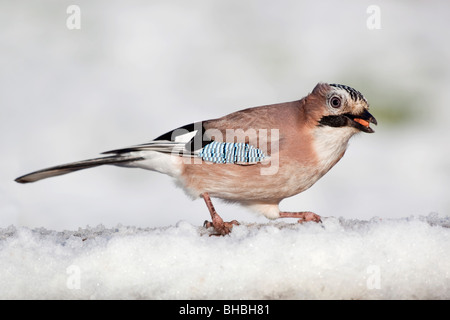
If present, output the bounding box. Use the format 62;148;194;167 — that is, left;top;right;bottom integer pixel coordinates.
15;83;377;235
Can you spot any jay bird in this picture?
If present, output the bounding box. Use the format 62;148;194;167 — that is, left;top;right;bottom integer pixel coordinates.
15;83;377;235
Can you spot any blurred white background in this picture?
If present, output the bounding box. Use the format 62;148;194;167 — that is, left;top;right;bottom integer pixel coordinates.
1;0;449;230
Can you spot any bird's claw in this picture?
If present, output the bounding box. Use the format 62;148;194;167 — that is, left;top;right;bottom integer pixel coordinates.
204;219;240;236
297;212;322;224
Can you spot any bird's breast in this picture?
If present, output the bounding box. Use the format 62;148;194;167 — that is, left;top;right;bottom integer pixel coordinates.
311;126;354;176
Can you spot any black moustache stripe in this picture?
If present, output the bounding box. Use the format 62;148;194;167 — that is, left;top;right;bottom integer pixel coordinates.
318;115;349;128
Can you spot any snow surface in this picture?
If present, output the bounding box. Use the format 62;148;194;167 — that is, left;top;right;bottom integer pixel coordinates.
1;214;449;300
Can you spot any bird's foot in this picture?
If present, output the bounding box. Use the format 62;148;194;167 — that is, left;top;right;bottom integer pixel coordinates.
201;192;239;236
279;211;322;223
204;218;240;236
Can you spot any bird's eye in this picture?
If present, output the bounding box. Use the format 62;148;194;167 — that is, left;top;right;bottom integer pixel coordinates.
330;96;341;108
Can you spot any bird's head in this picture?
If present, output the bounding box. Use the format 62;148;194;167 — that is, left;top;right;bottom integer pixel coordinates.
310;82;377;134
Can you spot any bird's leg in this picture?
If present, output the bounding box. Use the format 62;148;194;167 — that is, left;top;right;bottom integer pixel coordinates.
279;211;322;223
201;193;239;235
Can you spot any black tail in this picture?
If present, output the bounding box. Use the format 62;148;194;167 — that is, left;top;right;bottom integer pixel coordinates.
15;155;144;184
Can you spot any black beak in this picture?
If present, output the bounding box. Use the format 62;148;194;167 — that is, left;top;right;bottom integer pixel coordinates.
347;109;377;133
319;109;378;133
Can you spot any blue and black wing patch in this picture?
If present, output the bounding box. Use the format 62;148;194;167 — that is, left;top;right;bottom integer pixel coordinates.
102;121;267;165
198;141;266;164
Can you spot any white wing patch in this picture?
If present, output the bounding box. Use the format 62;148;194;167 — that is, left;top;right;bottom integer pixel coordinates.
174;130;198;143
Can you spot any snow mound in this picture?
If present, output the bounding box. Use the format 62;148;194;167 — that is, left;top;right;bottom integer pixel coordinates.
1;214;449;299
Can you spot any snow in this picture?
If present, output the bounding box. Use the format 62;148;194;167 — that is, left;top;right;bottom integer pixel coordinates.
1;214;449;299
